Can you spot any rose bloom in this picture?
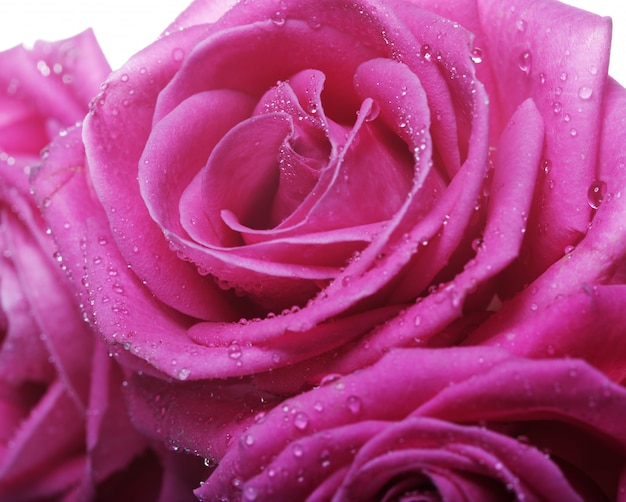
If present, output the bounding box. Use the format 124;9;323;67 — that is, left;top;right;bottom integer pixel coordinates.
198;347;626;501
0;32;207;501
30;0;626;498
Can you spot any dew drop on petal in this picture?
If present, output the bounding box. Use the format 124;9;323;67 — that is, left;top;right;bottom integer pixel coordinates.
228;342;242;360
319;373;342;386
172;48;185;62
293;412;309;430
470;47;483;64
293;443;304;458
587;180;607;209
578;86;593;100
244;486;258;501
307;15;321;29
518;50;532;74
346;395;362;415
364;100;380;122
271;11;286;25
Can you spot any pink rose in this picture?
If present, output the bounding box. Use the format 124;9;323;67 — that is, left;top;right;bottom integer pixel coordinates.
198;347;626;501
32;0;626;475
0;32;207;501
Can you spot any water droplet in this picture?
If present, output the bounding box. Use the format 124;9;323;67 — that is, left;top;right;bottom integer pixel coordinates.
578;86;593;100
320;373;342;386
471;237;483;252
243;433;255;446
178;368;190;380
307;15;321;29
271;11;286;25
294;412;309;430
552;101;562;114
364;100;380;122
293;443;304;458
320;449;331;468
539;73;546;85
516;18;527;32
36;60;51;76
244;486;258;501
587;179;607;209
172;48;185;62
569;128;577;137
559;71;568;81
588;65;598;75
120;74;129;83
228;342;242;359
420;44;433;61
518;50;532;74
470;47;483;64
346;395;362;414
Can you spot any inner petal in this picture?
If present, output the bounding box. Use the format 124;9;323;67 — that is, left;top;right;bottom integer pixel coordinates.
201;113;292;245
253;70;333;226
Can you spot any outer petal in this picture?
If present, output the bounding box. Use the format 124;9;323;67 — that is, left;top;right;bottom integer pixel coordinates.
83;26;236;320
477;0;611;286
198;347;626;500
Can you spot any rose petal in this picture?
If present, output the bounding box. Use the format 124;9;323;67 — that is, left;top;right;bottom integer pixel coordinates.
199;348;626;500
477;0;611;284
83;26;234;320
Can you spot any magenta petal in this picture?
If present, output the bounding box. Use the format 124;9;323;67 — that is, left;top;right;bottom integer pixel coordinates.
79;341;147;495
0;255;54;383
154;19;378;123
0;30;109;132
265;99;543;384
84;26;234;320
199;347;626;500
202;113;293;242
0;380;83;483
123;371;279;460
164;0;239;33
139;89;256;245
478;0;611;281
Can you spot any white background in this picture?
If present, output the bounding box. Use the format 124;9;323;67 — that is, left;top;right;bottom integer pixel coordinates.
0;0;624;83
